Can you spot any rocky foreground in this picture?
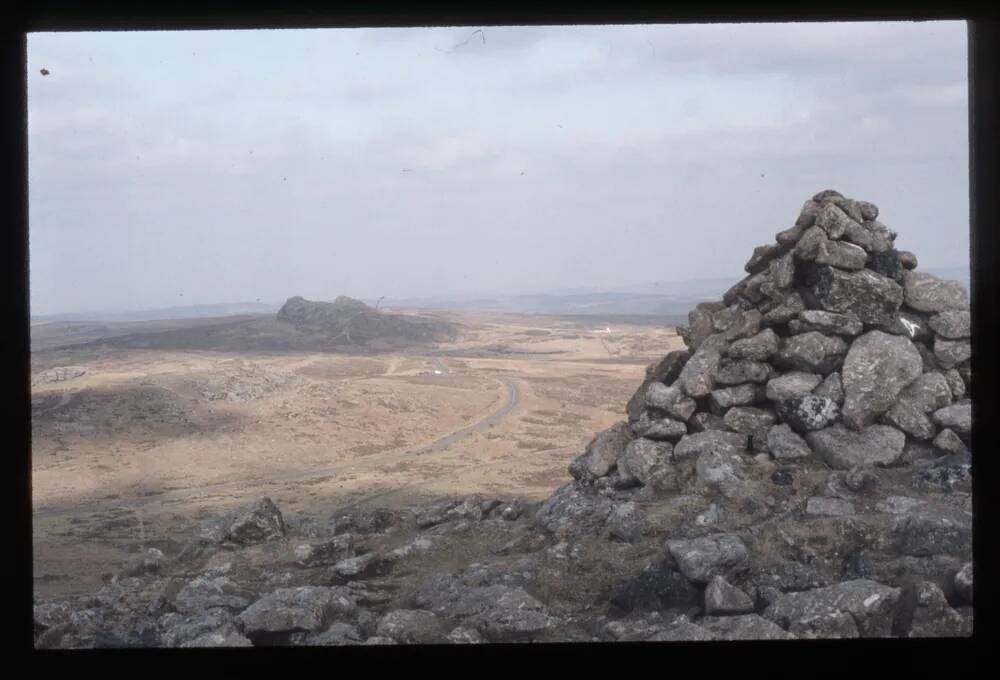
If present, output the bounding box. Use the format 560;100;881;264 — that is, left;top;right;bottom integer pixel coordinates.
33;191;973;646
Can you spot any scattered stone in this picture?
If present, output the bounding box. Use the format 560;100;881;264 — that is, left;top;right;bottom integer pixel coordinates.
606;502;647;542
227;497;286;545
376;609;446;644
300;622;363;646
665;534;749;584
787;611;859;639
805;497;855;517
745;244;784;274
446;626;486;644
172;576;254;614
627;351;690;421
764;580;901;638
805;424;906;469
888;500;971;557
533;482;613;537
812;372;844;403
677;333;728;397
688;412;731;433
238;586;357;637
899;251;918;269
698;614;795;640
844;466;878;493
609;565;701;615
943;368;966;400
333;553;382;580
294;535;354;567
704;575;755;614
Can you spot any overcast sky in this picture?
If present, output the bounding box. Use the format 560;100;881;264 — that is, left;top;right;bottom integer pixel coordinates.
27;22;969;315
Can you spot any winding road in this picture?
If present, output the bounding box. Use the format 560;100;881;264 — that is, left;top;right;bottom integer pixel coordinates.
33;361;522;520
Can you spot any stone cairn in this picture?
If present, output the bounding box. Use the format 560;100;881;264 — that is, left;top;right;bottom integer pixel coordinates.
569;189;971;496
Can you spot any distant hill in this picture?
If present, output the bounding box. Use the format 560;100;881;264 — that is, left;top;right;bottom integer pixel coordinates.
31;302;281;324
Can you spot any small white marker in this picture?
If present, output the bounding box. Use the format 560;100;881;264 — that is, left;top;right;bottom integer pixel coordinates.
863;594;880;607
434;370;442;375
900;318;920;337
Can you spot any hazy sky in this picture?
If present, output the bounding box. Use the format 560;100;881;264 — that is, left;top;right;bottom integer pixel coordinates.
27;22;969;315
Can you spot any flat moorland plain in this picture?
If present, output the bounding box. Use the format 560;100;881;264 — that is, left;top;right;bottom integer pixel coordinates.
31;309;684;598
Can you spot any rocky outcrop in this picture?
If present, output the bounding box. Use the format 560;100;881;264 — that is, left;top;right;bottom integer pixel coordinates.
276;296;456;345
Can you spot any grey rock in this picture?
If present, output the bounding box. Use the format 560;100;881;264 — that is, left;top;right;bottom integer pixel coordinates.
300;622;363;646
793;310;864;337
931;401;971;437
805;424;906;469
795;199;821;228
903;271;969;313
760;290;807;327
534;482;613;537
857;200;879;220
815;239;868;270
695;449;748;497
450;586;553;642
765;371;822;401
618;439;671;487
763;580;901;638
673;430;748;461
867;248;904;280
665;534;749;584
647;622;716;641
40;365;87;382
832;197;865;222
644;382;697;421
787;611;860;639
844;466;879;493
934;337;971;369
954;563;973;604
704;575;755;614
894;371;953;413
606;502;647;542
745;243;783;274
899;251;918;269
227;497;286;545
172;576;254;614
723;407;775;434
713;359;772;386
776;395;840;432
928;310;971;339
631;411;687;441
376;609;445;644
698;615;796;640
814;202;855;239
813;372;844;403
181;629;253;647
805;497;855;517
333;553;382;580
943;368;966;400
362;636;395;645
627;351;690;422
386;536;436;562
159;609;242;647
726;328;779;361
841;330;923;430
677;333;728;397
446;626;486;644
609;566;701;615
804;265;904;326
906;582;967;637
883;402;936;440
293;535;354;567
717;307;764;342
568;421;633;481
238;586;357;636
768;251;796;290
767;424;812;461
688;412;731;433
877;308;934;342
933;428;969;456
709;384;760;412
682;303;725;352
888;501;971;557
774;331;847;375
813;189;845;203
793;225;829;261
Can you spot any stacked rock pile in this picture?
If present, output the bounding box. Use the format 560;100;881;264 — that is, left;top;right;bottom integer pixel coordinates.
570;189;971;496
